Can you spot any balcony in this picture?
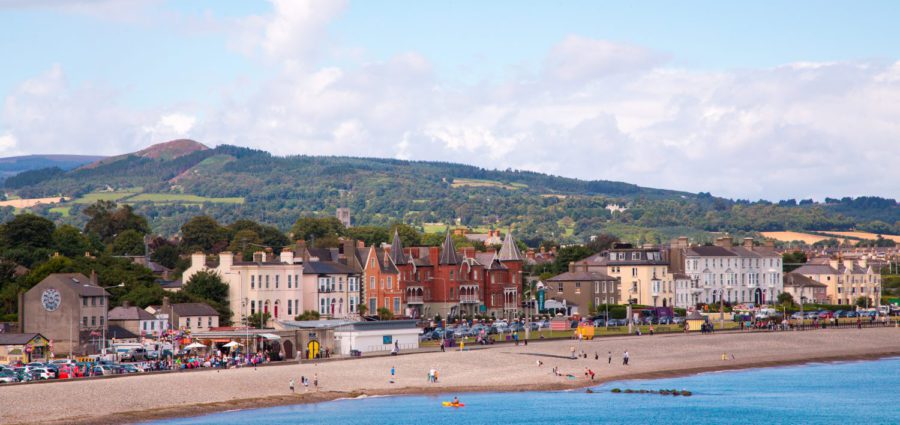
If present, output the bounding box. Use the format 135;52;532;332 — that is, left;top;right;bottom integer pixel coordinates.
406;296;424;304
460;295;480;304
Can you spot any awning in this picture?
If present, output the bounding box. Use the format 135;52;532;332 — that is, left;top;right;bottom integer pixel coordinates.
258;333;281;340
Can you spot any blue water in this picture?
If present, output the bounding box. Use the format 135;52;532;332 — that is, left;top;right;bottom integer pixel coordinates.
148;357;900;425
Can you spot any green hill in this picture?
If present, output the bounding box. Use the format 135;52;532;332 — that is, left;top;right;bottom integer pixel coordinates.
2;141;898;244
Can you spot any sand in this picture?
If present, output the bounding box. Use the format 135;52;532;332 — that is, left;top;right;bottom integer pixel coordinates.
2;327;899;425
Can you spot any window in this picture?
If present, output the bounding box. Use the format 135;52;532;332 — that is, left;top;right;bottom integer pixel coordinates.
387;277;392;289
320;298;326;314
632;252;640;260
371;259;376;268
393;297;400;313
99;297;104;306
370;277;376;289
266;275;270;288
369;298;376;312
450;270;454;280
632;268;638;277
288;300;293;315
350;297;356;312
208;317;212;327
339;277;343;291
82;317;88;326
91;297;96;306
91;316;96;326
83;297;87;306
100;316;104;326
287;275;291;288
557;283;563;292
186;318;191;328
251;300;256;315
384;297;389;309
251;275;255;289
275;275;279;288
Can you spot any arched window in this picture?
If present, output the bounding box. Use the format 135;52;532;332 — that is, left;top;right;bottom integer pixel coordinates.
274;300;280;318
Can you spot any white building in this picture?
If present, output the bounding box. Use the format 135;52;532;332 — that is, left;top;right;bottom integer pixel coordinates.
332;320;420;355
302;261;362;319
182;250;304;327
680;237;783;307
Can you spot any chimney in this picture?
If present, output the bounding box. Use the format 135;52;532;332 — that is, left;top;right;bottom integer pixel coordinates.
191;252;206;269
344;240;360;271
714;237;733;248
743;238;754;249
676;236;689;248
122;300;131;308
219;251;234;269
860;257;868;269
162;296;170;309
568;261;575;272
357;240;365;249
428;246;440;263
280;248;294;264
764;240;775;249
526;248;535;260
461;247;475;259
842;259;854;270
90;270;98;286
252;251;265;263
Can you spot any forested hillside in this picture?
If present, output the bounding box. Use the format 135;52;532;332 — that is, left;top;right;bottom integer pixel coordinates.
3;141;898;244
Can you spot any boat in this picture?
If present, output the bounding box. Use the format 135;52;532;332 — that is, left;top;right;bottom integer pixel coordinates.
441;401;465;407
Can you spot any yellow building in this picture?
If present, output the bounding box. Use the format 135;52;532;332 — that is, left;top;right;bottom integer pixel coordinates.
571;244;674;307
793;258;882;306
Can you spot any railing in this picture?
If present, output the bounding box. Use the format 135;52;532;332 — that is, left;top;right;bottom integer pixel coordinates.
460;295;480;304
406;296;424;304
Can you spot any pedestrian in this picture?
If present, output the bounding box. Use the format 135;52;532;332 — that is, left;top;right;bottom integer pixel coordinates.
570;346;576;359
289;378;295;393
390;365;396;383
608;351;612;365
440;339;445;352
589;369;595;380
623;351;630;366
302;375;308;391
314;373;318;391
594;352;599;360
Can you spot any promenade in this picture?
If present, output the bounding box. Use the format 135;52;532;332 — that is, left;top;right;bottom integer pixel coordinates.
2;326;899;425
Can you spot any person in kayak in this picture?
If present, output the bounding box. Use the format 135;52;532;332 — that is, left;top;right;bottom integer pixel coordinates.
452;396;459;405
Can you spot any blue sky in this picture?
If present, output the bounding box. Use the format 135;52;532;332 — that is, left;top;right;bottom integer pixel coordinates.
1;0;899;200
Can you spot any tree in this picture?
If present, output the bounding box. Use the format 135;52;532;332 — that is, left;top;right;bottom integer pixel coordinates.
586;234;620;253
182;270;229;307
83;201;148;242
346;226;390;246
782;251;807;273
111;229;145;256
53;224;92;258
181;216;227;253
777;292;795;306
295;310;321;321
247;312;271;328
390;223;421;246
290;216;345;242
226;220;289;251
151;244;180;269
227;229;262;261
377;307;394;320
855;296;872;308
356;304;368;316
0;213;55;249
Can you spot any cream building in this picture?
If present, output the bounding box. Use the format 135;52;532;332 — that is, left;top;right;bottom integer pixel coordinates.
572;244;674;307
793;258;881;306
302;261;362;319
182;250;304;327
680;237;783;306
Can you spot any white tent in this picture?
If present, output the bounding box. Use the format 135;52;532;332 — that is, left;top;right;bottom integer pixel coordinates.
223;341;242;348
184;342;207;350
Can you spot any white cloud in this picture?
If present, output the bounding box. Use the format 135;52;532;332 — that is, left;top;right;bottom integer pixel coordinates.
2;1;898;201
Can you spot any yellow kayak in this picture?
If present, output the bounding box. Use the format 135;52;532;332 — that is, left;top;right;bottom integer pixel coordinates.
442;401;465;407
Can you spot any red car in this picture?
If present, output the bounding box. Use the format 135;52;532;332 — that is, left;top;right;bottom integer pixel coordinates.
818;311;834;319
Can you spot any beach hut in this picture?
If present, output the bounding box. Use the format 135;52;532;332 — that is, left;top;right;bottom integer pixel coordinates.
685;311;706;332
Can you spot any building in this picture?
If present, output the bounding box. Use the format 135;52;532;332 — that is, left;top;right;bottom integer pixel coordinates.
677;237;784;306
391;230;524;320
182;250;304;327
19;273;109;356
336;208;351;227
783;273;828;304
571;244;674;307
362;243;403;316
0;333;49;363
792;258;882;306
462;229;503;247
332;320;420;355
544;271;620;316
151;298;220;332
302;261;362;319
108;301;167;337
672;273;696;308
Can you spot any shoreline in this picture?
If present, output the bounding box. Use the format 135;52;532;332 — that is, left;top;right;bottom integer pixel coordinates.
83;351;900;425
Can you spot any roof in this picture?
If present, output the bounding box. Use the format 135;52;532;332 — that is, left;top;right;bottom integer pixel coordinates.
439;231;461;265
108;306;156;321
685;246;738;257
546;271;617;282
158;279;183;289
372;247;399;274
0;333;45;345
793;264;838;275
304;261;357;275
390;230;407;265
171;303;219;317
39;273;110;297
278;319;355;329
783;273;827;288
107;325;139;340
497;232;524;262
334;319;420;332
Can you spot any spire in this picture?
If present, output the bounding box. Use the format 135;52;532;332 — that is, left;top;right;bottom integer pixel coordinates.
390;229;407;265
498;229;524;261
439;229;461;265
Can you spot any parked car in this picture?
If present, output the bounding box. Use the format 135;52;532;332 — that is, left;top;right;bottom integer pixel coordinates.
121;348;148;362
121;364;141;374
818;311;834;319
846;311;858;318
25;367;52;380
672;316;685;325
92;365;114;376
592;319;606;327
12;368;33;382
0;370;17;384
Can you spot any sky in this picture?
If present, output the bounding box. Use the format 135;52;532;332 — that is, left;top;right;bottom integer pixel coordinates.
1;0;899;201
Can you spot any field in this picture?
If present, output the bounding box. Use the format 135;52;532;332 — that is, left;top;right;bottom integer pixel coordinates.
451;178;527;190
127;193;244;204
817;231;900;243
0;196;67;208
71;189;141;204
49;206;71;217
761;231;839;244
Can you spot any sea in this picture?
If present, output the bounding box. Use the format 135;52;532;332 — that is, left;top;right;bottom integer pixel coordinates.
147;357;900;425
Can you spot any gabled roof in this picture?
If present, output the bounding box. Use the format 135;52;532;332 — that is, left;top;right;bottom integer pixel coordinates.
40;273;110;297
107;325;139;340
390;230;407;265
497;231;524;262
439;231;461;265
793;264;838;275
171;303;219;317
108;306;156;321
370;247;399;274
783;273;827;288
0;333;45;345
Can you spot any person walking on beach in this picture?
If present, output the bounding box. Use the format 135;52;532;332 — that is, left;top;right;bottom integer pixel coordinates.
314;373;318;391
390;366;395;383
608;351;612;365
570;346;576;359
623;351;630;366
289;378;295;393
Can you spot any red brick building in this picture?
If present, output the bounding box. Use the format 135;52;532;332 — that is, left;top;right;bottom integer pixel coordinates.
362;245;402;316
390;230;523;320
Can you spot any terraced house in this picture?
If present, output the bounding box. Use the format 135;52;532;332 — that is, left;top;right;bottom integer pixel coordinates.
793;258;881;306
676;237;784;306
572;244;674;307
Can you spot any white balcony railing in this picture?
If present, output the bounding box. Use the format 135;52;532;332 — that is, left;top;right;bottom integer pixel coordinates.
460;295;480;304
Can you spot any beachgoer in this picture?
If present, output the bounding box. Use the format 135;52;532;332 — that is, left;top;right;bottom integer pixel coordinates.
608;351;612;365
623;351;630;366
314;373;318;391
289;378;295;393
589;369;595;380
434;370;439;383
452;396;459;405
440;339;445;352
390;366;395;382
595;352;599;360
570;346;576;359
